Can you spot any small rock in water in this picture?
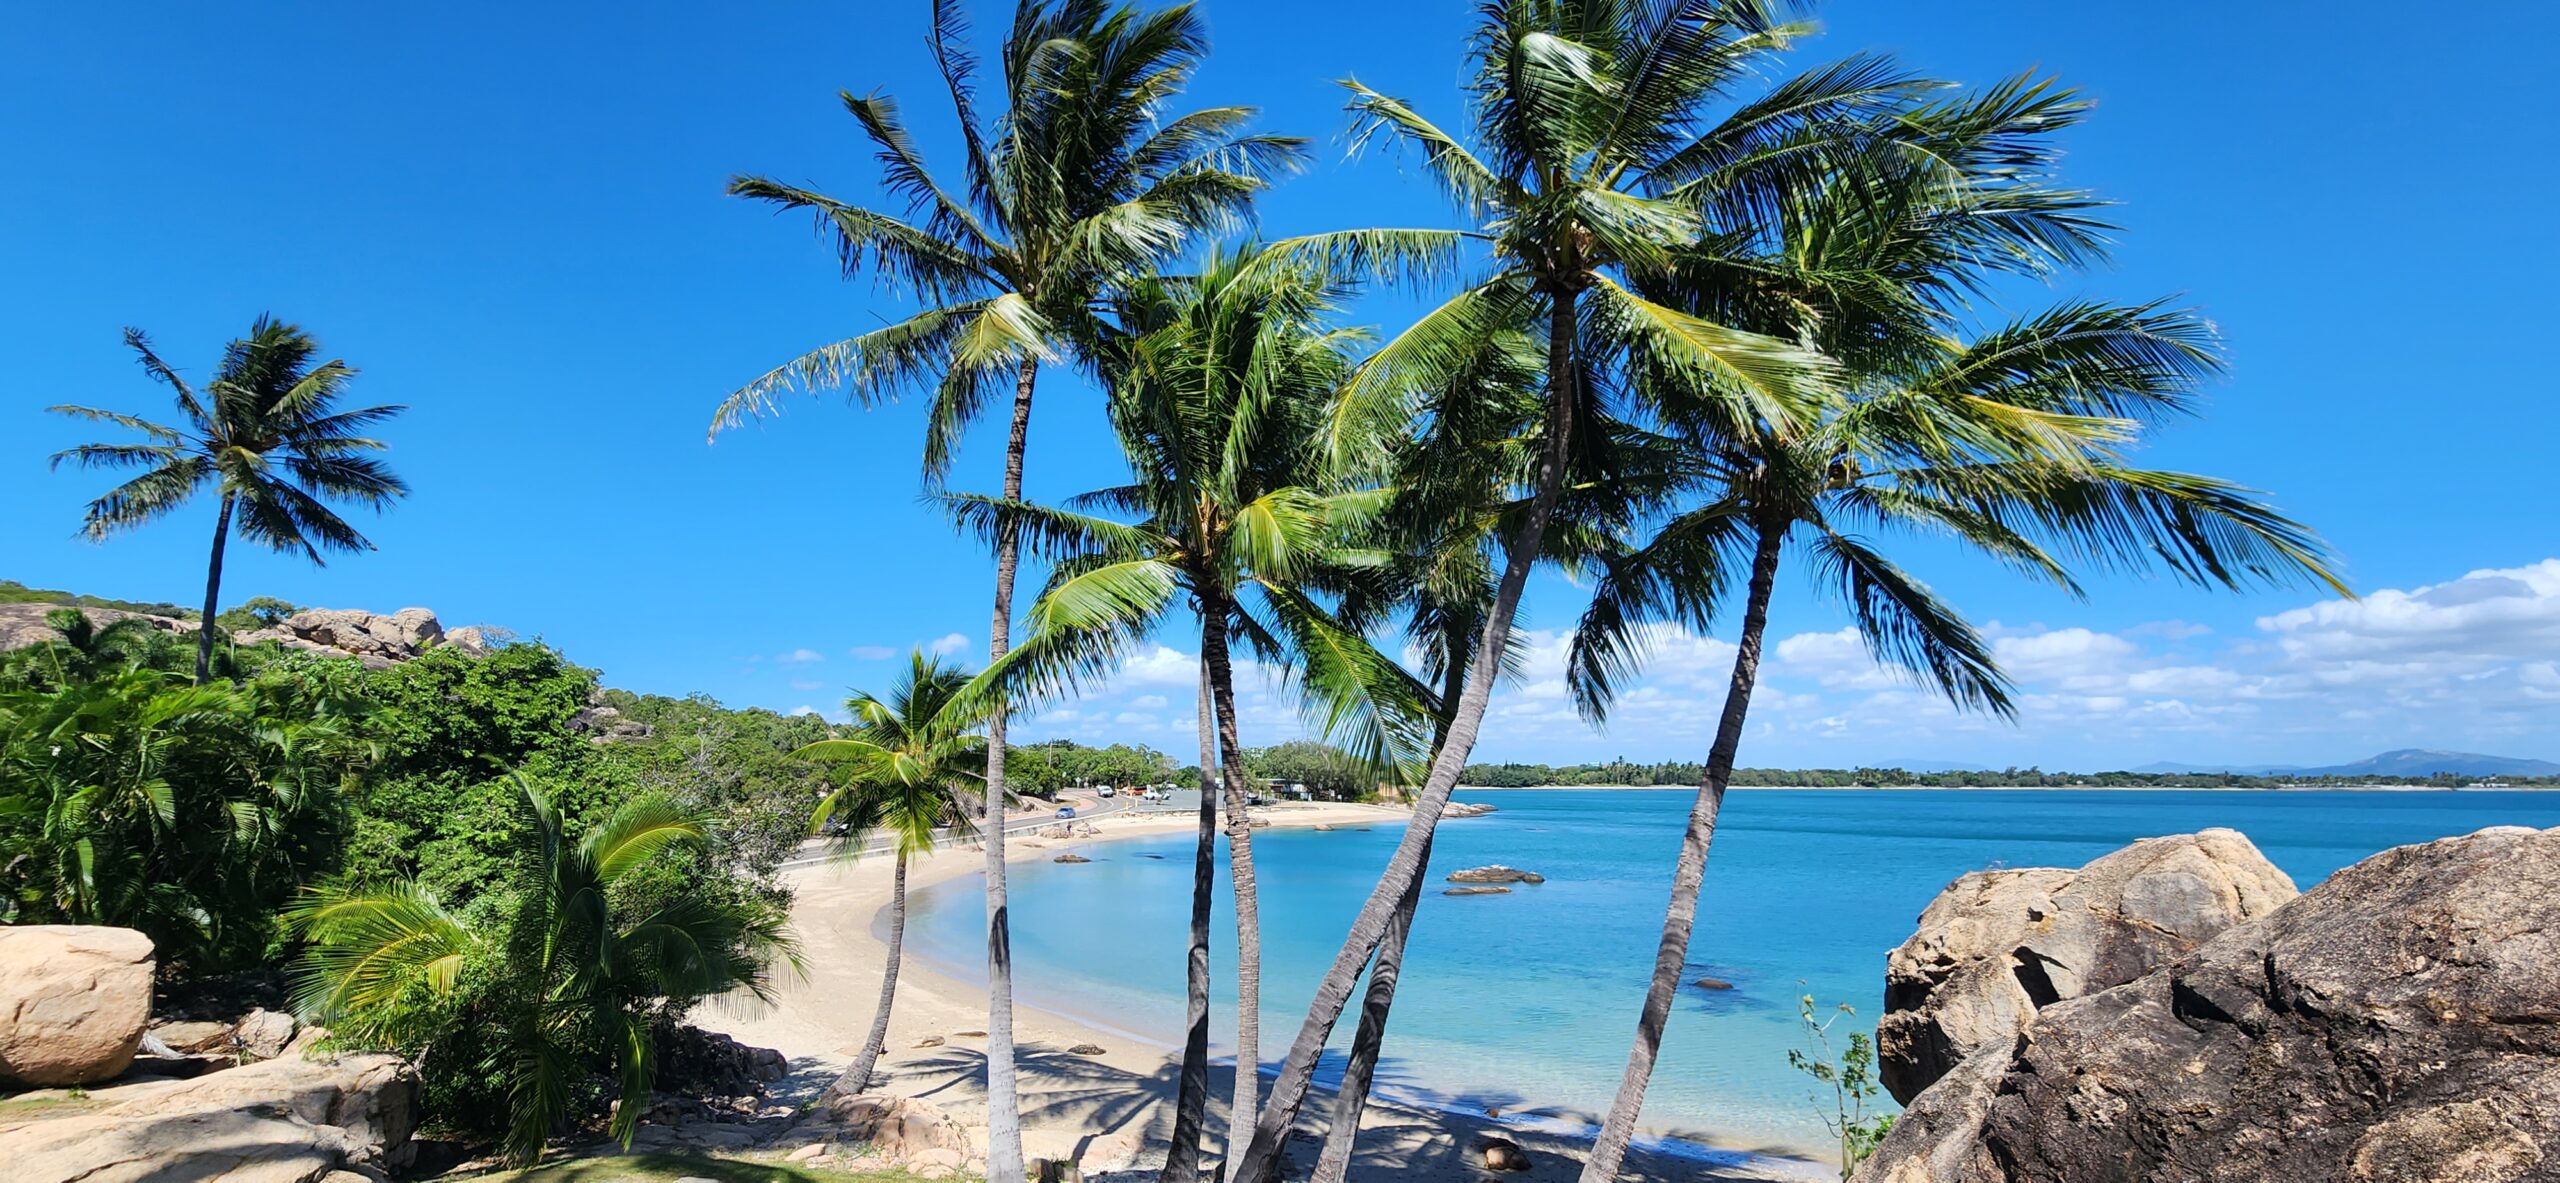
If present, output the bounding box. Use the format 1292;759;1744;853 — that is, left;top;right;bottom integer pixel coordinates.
1054;853;1092;864
1067;1043;1108;1055
1314;823;1334;831
1693;977;1735;990
1480;1137;1532;1172
1443;886;1510;896
1447;865;1544;885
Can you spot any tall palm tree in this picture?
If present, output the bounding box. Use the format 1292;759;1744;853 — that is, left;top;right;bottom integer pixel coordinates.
291;775;793;1165
711;8;1296;1174
1560;94;2350;1179
1229;4;1926;1173
950;245;1430;1179
798;651;987;1102
50;316;409;685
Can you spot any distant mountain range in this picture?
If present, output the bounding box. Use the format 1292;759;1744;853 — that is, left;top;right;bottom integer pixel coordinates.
2130;749;2560;778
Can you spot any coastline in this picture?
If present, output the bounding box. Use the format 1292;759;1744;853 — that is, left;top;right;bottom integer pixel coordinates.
1462;782;2540;792
692;797;1830;1182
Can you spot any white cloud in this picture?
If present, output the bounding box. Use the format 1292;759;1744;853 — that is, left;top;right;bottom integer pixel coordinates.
850;645;897;661
927;632;972;657
777;648;825;666
990;560;2560;769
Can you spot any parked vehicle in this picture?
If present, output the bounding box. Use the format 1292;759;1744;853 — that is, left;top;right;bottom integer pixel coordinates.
1097;785;1116;798
1056;806;1077;819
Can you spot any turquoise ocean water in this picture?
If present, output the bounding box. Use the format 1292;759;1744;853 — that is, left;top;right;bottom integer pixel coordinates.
904;789;2560;1160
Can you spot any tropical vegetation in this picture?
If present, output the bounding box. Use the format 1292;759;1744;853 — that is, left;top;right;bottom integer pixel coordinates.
12;0;2361;1178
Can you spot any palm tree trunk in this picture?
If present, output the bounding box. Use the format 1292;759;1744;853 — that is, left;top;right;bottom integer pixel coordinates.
843;848;909;1096
1201;597;1262;1167
980;356;1039;1183
1576;522;1785;1183
1161;659;1220;1183
1311;652;1468;1182
1310;830;1428;1183
1230;285;1584;1183
193;491;236;685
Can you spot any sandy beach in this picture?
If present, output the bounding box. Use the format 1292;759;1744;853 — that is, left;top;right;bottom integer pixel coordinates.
693;798;1827;1183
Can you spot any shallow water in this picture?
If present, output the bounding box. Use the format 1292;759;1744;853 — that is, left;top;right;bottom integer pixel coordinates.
905;788;2560;1156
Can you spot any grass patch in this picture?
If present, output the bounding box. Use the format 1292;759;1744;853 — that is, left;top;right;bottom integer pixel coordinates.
0;1092;105;1122
465;1151;951;1183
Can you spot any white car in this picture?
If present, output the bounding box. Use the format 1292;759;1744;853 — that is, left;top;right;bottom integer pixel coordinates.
1097;785;1117;798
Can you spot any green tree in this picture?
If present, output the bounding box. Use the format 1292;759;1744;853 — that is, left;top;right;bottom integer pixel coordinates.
1561;90;2348;1180
711;7;1295;1174
50;316;408;684
291;775;794;1165
956;244;1429;1175
1234;4;1889;1171
0;656;371;969
797;650;987;1102
1786;996;1894;1178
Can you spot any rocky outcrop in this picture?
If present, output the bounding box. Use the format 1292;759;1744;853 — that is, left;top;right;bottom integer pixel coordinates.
1858;824;2560;1183
1875;827;2295;1103
0;1051;418;1182
238;606;486;669
0;926;154;1086
1448;865;1544;884
1444;801;1498;818
0;603;193;651
825;1093;972;1160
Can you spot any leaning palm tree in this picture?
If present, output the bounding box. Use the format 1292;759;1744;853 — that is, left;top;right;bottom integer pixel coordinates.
950;244;1430;1179
50;316;409;685
711;8;1295;1173
291;775;793;1165
1228;3;1937;1172
1561;111;2351;1174
798;651;986;1101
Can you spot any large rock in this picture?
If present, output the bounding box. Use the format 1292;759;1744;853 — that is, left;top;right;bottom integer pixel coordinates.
1876;827;2295;1102
237;607;476;669
0;926;155;1086
0;1051;418;1182
825;1093;971;1160
1858;824;2560;1183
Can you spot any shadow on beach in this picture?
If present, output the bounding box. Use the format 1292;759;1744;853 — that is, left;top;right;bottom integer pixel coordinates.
885;1041;1826;1183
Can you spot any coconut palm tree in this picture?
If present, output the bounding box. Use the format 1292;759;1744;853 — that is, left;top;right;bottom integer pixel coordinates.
1560;95;2351;1176
1228;3;1937;1172
49;317;409;685
949;244;1430;1178
797;651;987;1102
711;8;1296;1173
290;775;794;1165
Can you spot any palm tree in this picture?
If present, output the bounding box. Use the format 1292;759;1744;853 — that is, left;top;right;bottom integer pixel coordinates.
291;775;794;1165
950;244;1429;1178
50;316;409;685
797;651;987;1102
1561;94;2350;1178
1230;4;1913;1173
711;8;1296;1174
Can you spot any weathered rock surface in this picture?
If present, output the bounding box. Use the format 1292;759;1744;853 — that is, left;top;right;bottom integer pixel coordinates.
1444;801;1498;818
0;603;193;652
1858;824;2560;1183
0;926;155;1086
1447;865;1544;885
825;1093;971;1159
1054;853;1092;864
1876;827;2295;1103
0;1051;419;1182
235;606;475;668
569;688;655;743
1443;885;1510;896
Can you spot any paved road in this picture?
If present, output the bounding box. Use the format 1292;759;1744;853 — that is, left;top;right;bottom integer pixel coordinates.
773;788;1142;872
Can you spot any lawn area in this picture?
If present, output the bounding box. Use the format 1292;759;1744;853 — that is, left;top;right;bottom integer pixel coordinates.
461;1152;953;1183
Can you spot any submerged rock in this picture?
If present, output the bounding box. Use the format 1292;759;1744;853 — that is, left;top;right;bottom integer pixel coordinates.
1692;977;1735;991
1859;824;2560;1183
1875;827;2294;1103
1053;853;1091;864
1443;886;1510;896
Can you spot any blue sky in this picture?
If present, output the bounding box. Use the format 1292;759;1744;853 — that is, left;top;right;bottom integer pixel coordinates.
6;2;2556;769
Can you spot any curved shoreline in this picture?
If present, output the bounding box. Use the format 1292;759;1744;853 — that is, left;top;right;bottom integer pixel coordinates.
696;797;1830;1182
